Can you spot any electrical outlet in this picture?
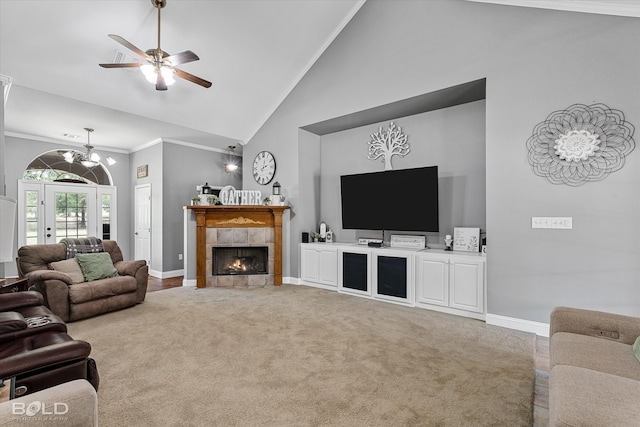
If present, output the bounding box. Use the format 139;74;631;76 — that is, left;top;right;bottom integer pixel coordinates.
178;254;183;260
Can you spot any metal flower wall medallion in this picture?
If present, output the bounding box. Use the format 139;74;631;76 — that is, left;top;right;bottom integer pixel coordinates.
526;103;636;186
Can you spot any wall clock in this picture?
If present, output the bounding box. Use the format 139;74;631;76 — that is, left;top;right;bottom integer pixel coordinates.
252;151;276;185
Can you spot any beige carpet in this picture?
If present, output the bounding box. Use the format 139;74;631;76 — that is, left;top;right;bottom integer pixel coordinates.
67;285;535;426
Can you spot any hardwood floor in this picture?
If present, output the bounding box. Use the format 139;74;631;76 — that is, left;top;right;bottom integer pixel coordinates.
146;277;551;425
146;275;183;292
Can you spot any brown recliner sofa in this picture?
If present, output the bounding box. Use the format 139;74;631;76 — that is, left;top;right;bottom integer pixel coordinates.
17;240;148;321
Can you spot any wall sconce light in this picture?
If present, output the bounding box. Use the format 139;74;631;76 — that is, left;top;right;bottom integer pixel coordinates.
272;181;281;196
224;145;239;173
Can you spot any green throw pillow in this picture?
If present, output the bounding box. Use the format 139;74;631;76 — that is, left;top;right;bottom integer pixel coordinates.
634;336;640;363
75;252;118;281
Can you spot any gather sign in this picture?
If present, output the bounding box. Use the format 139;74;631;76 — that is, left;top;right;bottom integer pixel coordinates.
219;186;262;205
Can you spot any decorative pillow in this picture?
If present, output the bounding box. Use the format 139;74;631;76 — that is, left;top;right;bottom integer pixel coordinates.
50;258;85;283
634;336;640;363
75;252;119;281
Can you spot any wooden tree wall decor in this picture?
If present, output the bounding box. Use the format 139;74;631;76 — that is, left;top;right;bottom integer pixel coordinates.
368;121;410;170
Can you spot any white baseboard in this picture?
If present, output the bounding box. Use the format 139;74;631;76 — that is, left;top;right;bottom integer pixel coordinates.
182;278;197;287
486;313;550;337
283;276;301;285
149;269;184;279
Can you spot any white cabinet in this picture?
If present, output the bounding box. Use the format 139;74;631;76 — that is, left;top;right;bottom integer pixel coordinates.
300;243;486;320
300;244;338;289
415;251;485;319
415;253;449;307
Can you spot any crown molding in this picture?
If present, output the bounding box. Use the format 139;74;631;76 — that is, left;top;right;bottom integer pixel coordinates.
131;137;242;156
5;131;128;154
464;0;640;18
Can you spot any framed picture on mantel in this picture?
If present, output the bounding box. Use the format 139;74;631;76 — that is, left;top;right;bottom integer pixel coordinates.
453;227;480;252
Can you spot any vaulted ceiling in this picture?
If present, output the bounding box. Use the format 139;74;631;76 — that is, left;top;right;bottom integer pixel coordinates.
1;0;638;155
1;0;364;154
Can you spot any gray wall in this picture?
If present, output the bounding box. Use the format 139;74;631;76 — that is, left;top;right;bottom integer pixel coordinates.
318;101;486;247
243;0;640;322
162;141;241;272
130;142;163;273
131;140;242;274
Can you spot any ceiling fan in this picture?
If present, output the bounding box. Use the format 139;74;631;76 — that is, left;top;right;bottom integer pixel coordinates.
99;0;212;91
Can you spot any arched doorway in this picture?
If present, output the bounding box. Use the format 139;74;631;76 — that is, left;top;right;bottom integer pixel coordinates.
18;150;117;245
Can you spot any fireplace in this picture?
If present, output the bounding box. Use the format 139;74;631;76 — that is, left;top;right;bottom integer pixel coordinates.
187;205;289;288
212;246;268;276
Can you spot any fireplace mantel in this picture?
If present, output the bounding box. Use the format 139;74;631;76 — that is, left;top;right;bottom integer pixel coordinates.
187;205;290;288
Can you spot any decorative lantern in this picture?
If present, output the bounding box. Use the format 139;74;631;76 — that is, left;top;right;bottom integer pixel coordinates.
202;182;211;195
272;181;281;196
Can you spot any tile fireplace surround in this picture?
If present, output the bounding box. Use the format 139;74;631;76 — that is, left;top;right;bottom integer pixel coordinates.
186;205;290;288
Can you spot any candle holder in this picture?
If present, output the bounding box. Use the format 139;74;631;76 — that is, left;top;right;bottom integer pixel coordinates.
444;235;453;251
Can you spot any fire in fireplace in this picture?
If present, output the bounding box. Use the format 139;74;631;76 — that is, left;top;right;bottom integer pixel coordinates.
212;247;268;276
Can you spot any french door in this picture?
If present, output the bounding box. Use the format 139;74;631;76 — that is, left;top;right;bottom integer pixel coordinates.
18;181;117;246
44;185;97;244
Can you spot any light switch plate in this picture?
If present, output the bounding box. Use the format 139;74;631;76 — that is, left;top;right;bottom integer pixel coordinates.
532;217;572;229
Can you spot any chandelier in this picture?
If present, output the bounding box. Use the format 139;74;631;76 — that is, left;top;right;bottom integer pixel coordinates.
63;128;116;167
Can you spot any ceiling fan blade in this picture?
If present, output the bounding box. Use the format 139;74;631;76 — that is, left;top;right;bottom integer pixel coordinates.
99;63;142;68
174;68;212;88
164;50;199;66
107;34;149;60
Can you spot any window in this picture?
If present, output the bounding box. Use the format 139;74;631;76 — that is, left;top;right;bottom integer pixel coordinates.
23;150;112;185
25;189;40;245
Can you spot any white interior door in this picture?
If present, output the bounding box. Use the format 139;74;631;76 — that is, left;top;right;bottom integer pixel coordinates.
134;184;151;264
44;184;97;244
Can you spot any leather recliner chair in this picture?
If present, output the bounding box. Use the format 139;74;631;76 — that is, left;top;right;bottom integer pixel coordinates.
0;291;67;342
0;292;99;397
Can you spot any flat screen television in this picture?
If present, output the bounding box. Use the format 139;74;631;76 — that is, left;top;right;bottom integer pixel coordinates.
340;166;439;232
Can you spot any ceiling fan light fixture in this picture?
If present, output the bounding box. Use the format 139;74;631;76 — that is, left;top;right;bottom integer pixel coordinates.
106;157;117;166
63;151;75;163
160;66;176;85
99;0;211;90
140;64;175;86
140;64;157;83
